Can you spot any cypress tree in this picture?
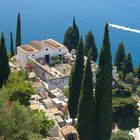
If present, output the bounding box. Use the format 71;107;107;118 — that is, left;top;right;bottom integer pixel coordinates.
68;38;84;125
137;63;140;80
77;51;95;140
114;42;126;71
63;27;76;51
64;17;80;51
10;32;14;57
95;23;112;140
84;31;98;62
72;17;80;49
0;33;10;88
123;52;133;75
16;13;21;53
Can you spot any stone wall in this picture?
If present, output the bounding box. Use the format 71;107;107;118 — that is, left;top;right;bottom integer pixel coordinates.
48;76;69;90
28;56;69;90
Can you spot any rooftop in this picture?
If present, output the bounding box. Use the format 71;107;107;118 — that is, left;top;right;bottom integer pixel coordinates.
29;40;45;50
18;39;67;53
50;88;65;98
41;99;54;108
54;63;72;76
20;45;35;52
44;107;60;116
42;39;66;49
61;125;78;136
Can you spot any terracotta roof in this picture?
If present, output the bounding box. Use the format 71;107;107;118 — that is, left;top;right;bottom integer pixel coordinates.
41;99;54;108
61;125;78;136
20;45;36;52
42;39;66;49
44;107;60;115
18;39;67;53
30;102;40;110
29;41;45;50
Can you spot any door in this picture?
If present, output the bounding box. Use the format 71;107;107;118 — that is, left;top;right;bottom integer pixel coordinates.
45;54;50;63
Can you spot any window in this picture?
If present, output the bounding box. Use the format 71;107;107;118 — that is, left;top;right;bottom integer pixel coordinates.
59;50;61;52
46;48;48;51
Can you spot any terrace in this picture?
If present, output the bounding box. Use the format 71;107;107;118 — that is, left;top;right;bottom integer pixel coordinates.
54;64;72;76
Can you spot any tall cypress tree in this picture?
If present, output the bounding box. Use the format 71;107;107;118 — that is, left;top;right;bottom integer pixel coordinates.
0;33;10;88
84;31;98;62
114;42;126;71
68;38;84;125
123;52;133;75
77;51;95;140
95;23;112;140
72;17;80;49
16;13;21;53
10;32;14;57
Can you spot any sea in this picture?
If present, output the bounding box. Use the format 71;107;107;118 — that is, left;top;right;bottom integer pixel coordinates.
0;0;140;66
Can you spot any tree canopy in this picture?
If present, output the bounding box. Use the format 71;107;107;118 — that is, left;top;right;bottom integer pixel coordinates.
84;31;98;62
63;17;80;51
16;13;21;53
72;17;80;49
110;131;134;140
123;53;133;76
0;33;10;88
95;23;112;140
1;71;34;106
0;102;54;140
112;82;139;130
63;27;76;51
68;38;84;125
114;42;126;72
10;32;14;57
77;52;95;140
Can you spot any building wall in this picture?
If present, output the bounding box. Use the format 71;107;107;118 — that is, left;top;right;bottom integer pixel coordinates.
17;48;28;66
28;57;70;90
48;76;69;90
112;66;117;78
92;66;117;84
32;46;69;59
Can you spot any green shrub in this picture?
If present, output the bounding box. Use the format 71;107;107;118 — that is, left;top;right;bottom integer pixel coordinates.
63;86;69;97
110;131;134;140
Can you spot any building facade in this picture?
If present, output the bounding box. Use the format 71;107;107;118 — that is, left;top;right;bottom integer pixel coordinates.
17;39;69;66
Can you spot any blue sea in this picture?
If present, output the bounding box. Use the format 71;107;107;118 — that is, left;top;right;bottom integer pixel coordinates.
0;0;140;65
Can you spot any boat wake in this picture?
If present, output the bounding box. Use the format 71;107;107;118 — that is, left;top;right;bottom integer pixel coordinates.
109;23;140;34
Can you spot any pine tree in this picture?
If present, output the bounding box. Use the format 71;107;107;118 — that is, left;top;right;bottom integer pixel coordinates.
63;27;76;51
10;32;14;57
77;51;95;140
68;38;84;125
84;31;98;62
16;13;21;53
123;52;133;75
114;42;126;71
0;33;10;88
95;23;112;140
72;17;80;49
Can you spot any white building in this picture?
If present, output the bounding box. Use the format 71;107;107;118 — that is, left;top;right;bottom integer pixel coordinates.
17;39;69;66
